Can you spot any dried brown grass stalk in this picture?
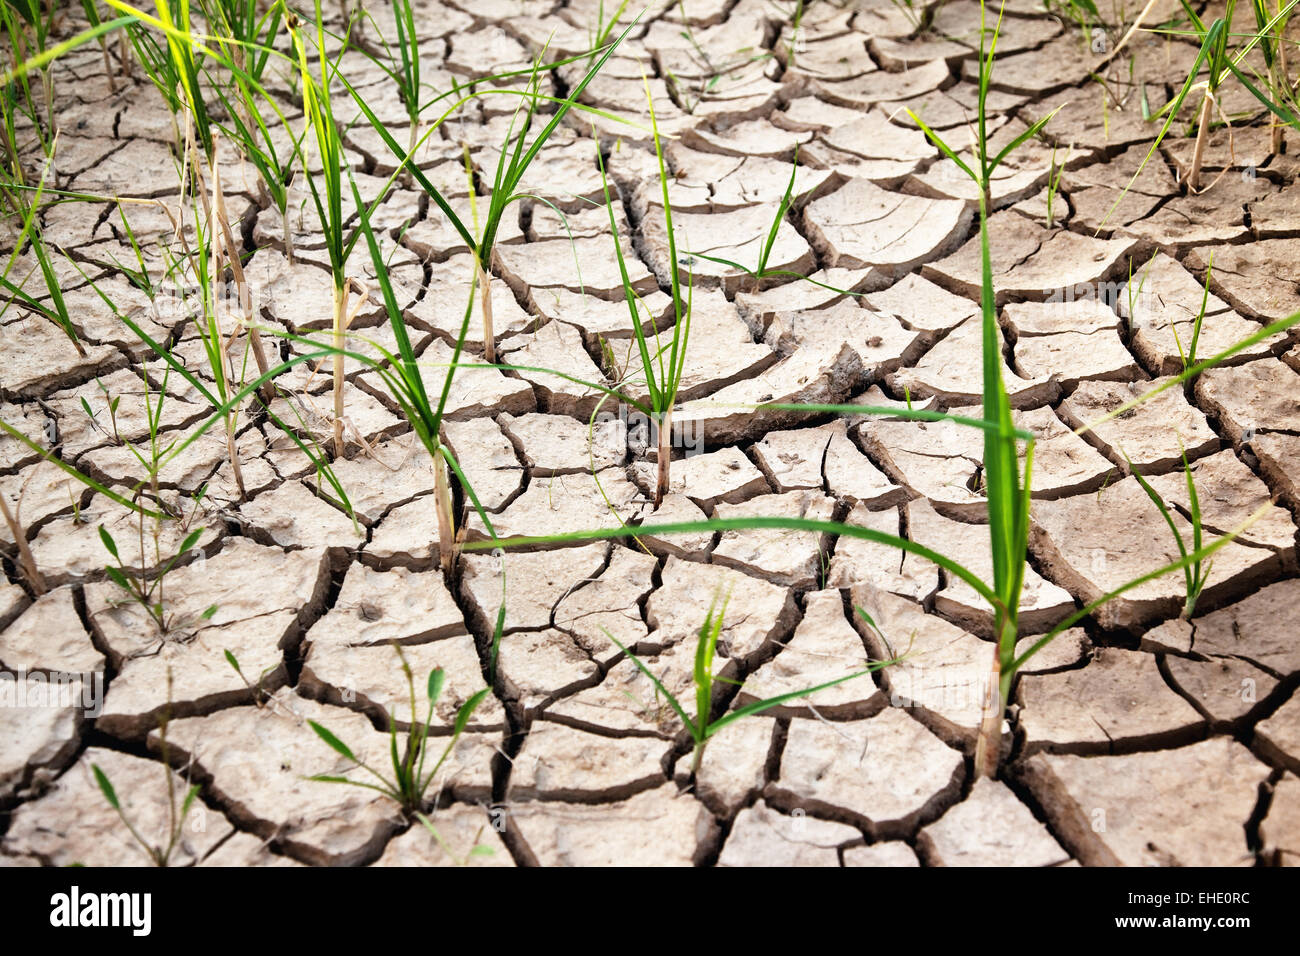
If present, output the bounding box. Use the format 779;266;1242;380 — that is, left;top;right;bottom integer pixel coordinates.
478;261;495;364
331;275;369;457
0;491;46;594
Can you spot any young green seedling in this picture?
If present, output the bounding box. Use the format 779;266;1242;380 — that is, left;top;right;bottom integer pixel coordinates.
91;765;200;867
1047;0;1101;45
663;1;765;114
224;649;273;706
308;646;491;815
96;365;218;636
202;1;300;259
81;381;125;448
1215;0;1300;157
100;523;216;635
197;0;282;89
204;141;278;405
786;0;806;66
1097;11;1232;226
379;0;423;183
92;675;201;867
1131;448;1213;619
282;2;452;460
1046;143;1071;228
111;0;215;158
890;0;945;33
1125;250;1157;335
0;5;132;91
606;592;899;778
471;61;574;364
0;181;88;356
341;16;641;363
587;0;633;57
285;0;356;457
907;0;1058;776
158;128;254;495
1179;0;1238;192
64;191;355;523
1249;0;1298;153
683;148;876;298
1171;251;1212;373
595;81;693;506
413;811;497;865
0;71;30;210
1106;1;1297;206
342;165;482;574
1;0;58;131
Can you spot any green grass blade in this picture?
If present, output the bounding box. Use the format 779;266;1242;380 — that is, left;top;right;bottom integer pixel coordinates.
707;663;894;734
0;15;133;84
1097;18;1223;230
468;515;1001;609
757;402;1037;441
92;764;121;809
989;105;1063;172
0;419;162;517
1072;310;1300;435
1010;501;1275;672
595;136;662;410
602;629;695;739
308;719;358;763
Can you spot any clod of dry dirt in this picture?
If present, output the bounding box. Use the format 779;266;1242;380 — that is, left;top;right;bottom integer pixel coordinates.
1015;737;1271;866
916;777;1070;867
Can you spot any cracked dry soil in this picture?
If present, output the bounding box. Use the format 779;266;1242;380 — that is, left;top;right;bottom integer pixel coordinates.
2;0;1300;868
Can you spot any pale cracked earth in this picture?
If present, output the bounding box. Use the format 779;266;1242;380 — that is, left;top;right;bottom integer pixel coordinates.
3;0;1300;867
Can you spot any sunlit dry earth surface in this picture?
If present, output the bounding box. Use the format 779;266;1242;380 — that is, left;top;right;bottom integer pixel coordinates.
2;0;1299;867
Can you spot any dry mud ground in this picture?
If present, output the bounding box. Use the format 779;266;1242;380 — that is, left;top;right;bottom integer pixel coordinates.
3;0;1300;867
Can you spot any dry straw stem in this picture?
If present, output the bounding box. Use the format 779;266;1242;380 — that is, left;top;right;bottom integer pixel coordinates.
327;276;370;457
176;127;252;496
1177;0;1242;193
1110;0;1162;57
433;445;455;574
1186;87;1216;192
1099;2;1296;224
203;136;276;405
0;490;46;594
